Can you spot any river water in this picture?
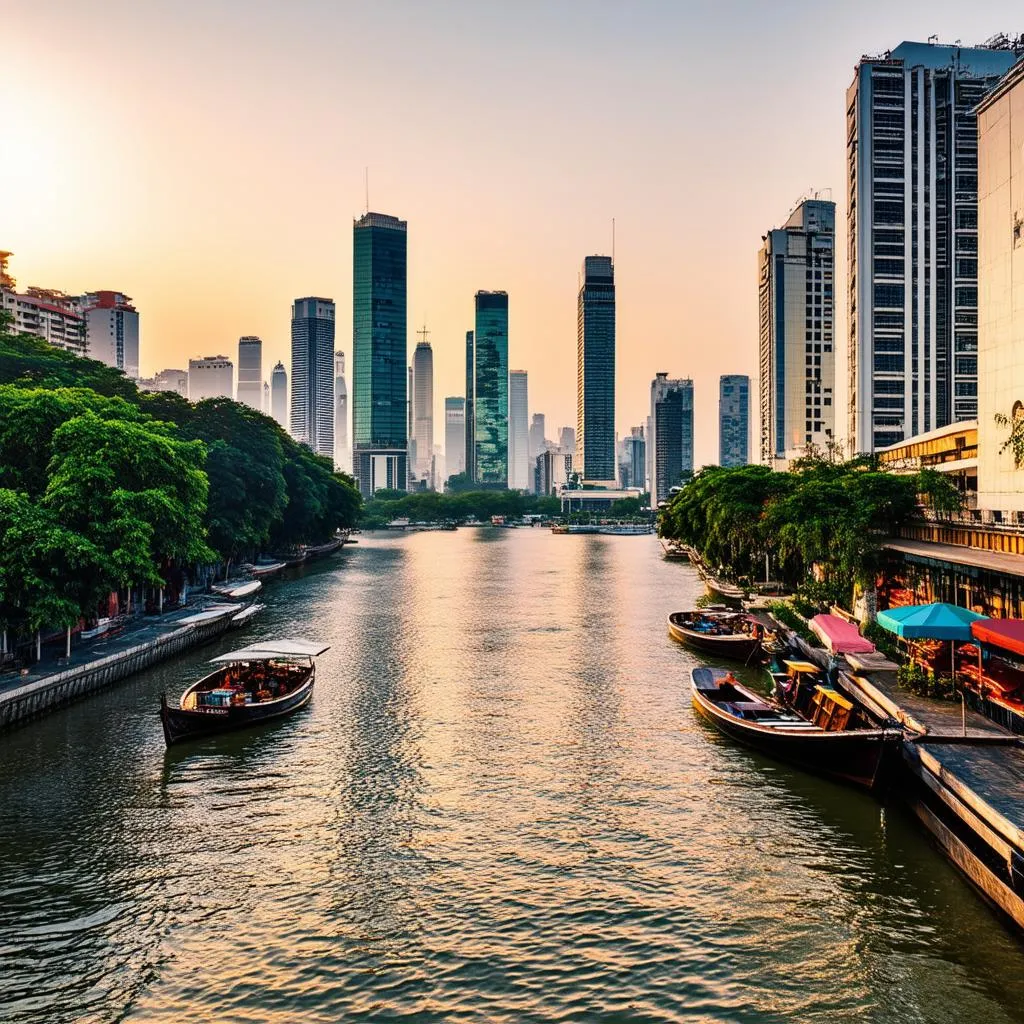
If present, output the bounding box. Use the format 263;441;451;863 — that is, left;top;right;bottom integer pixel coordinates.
3;529;1024;1023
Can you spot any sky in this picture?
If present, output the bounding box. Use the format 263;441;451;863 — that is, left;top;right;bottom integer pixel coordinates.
4;0;1021;468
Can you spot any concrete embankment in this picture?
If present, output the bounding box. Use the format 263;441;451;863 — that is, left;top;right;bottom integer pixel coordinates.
0;605;239;730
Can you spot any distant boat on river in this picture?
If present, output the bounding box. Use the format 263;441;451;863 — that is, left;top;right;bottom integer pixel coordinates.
159;638;329;746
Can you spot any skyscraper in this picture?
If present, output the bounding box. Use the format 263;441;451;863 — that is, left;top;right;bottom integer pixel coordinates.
335;350;349;473
352;212;408;497
509;370;529;491
719;374;750;468
529;413;546;462
290;297;335;459
464;330;475;483
758;198;836;465
577;255;616;483
413;339;434;486
445;396;466;480
848;38;1022;453
650;373;693;505
270;361;288;428
236;335;262;409
80;291;139;378
558;426;576;457
624;426;646;492
188;355;234;401
474;291;509;488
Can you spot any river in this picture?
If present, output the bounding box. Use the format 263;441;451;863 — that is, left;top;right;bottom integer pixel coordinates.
2;528;1024;1023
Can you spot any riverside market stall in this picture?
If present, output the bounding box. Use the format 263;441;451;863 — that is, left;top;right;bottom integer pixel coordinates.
965;618;1024;733
809;614;877;655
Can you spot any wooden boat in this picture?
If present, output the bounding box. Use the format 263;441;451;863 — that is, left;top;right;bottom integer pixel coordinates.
660;539;690;560
245;560;286;579
668;610;766;662
690;665;903;792
159;638;328;746
210;579;262;600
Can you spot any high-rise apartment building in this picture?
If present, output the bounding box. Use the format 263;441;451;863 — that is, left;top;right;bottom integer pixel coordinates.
848;38;1022;453
1;253;86;357
352;212;408;497
188;355;233;401
474;291;509;488
412;340;434;486
80;291;139;378
445;397;466;481
509;369;529;490
719;374;750;468
977;58;1024;511
271;361;288;428
236;336;263;409
758;198;836;466
335;350;349;473
650;374;693;505
290;297;335;459
577;255;616;483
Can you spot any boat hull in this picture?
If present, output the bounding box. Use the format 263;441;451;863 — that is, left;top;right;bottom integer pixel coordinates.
690;670;901;792
160;675;314;746
668;618;762;662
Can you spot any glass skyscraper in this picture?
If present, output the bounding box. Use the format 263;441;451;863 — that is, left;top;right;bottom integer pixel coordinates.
577;255;616;483
508;370;529;491
236;335;263;410
650;373;693;505
352;212;408;498
290;298;335;459
474;291;509;488
464;330;475;482
718;374;750;467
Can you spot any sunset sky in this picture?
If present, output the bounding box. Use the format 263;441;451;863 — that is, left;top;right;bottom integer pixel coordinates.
5;1;1021;466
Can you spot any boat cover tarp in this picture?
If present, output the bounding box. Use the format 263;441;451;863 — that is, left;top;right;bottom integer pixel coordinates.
210;638;330;662
971;618;1024;658
876;602;986;641
808;614;876;654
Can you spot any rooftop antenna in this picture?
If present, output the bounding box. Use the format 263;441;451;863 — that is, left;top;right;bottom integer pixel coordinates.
417;322;430;345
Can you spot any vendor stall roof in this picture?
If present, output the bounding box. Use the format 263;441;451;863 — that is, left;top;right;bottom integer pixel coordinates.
971;619;1024;659
876;602;986;641
809;614;876;654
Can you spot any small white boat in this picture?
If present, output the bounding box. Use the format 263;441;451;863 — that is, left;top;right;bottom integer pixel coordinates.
211;579;263;600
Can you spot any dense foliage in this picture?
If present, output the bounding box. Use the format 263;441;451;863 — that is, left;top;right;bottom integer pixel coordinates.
0;321;361;638
660;459;962;608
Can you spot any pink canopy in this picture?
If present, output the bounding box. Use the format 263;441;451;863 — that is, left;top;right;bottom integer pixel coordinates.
809;614;876;655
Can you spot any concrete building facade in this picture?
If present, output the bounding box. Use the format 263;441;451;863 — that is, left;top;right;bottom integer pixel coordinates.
188;355;233;401
719;374;750;467
236;336;263;410
509;369;529;490
650;374;693;505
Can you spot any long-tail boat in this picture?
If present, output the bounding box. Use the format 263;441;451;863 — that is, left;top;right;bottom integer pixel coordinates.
159;638;328;746
668;610;766;662
690;663;903;792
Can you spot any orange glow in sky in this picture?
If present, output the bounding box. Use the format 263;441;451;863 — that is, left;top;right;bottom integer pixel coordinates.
4;1;1017;465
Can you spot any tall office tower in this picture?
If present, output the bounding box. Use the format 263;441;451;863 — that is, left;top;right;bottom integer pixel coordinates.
576;255;616;483
188;355;234;401
719;374;750;467
138;368;188;395
558;426;576;455
263;381;270;413
649;373;694;505
464;330;475;482
290;297;335;459
529;413;546;461
270;361;288;428
352;212;408;497
445;396;466;480
407;364;415;478
509;370;529;490
412;340;434;485
758;198;836;466
624;426;646;493
474;291;509;488
848;38;1022;453
80;291;139;378
645;415;653;494
334;350;349;473
236;335;263;409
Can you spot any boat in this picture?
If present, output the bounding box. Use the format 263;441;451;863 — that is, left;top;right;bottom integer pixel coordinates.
304;537;344;560
210;579;262;600
661;539;690;560
245;560;286;579
668;610;767;662
690;665;903;792
159;638;329;746
229;603;264;629
595;524;652;535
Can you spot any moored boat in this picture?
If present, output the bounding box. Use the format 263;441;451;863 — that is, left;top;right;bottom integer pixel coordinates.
660;539;690;560
159;638;329;746
668;610;766;662
690;665;903;792
210;579;262;600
